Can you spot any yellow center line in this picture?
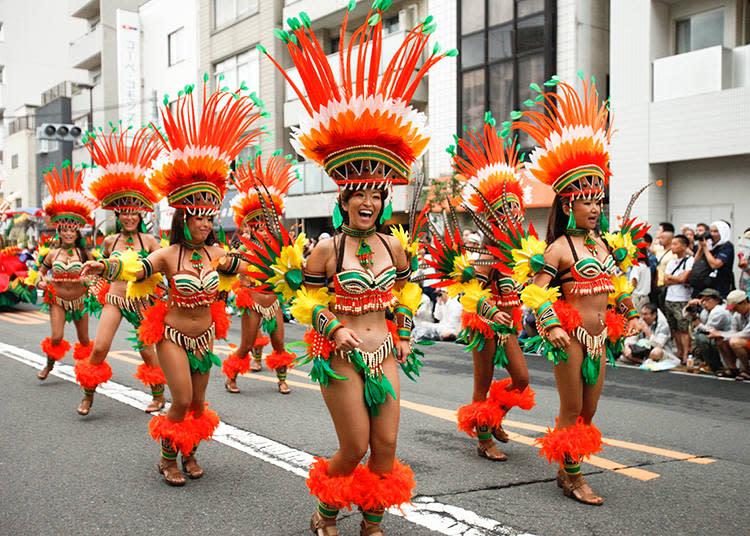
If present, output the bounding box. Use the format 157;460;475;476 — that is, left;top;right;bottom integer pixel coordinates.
0;314;37;325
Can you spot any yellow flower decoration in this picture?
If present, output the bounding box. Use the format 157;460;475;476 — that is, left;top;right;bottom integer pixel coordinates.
459;279;493;314
449;253;474;282
24;269;40;286
393;281;422;311
603;231;637;271
512;235;548;284
290;285;332;327
520;283;560;310
267;233;306;302
608;274;634;306
126;273;164;300
390;225;418;259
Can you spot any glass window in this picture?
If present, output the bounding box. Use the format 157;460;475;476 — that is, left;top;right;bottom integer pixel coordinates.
489;61;513;126
517;0;544;18
489;0;513;25
168;27;184;66
516;52;544;146
214;48;259;93
461;0;485;35
461;69;486;130
288;164;304;195
489;24;512;61
383;14;400;35
461;32;485;69
305;164;323;194
214;0;259;30
676;8;724;54
0;64;4;84
517;13;545;52
11;154;18;169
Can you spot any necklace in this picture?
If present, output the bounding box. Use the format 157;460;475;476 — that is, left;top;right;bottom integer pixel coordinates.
567;228;598;256
342;224;376;269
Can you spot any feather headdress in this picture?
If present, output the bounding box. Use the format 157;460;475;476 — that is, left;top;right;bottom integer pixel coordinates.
449;112;525;225
149;76;265;216
42;161;96;229
512;75;613;201
261;0;455;189
83;126;162;212
229;152;300;228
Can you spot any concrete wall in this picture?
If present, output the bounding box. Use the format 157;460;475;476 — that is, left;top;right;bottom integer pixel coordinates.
2;129;36;207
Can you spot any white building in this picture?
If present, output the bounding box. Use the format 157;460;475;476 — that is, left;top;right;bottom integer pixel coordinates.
610;0;750;238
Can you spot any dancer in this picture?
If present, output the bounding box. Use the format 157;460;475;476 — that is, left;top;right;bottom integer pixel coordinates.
511;76;642;504
255;4;452;534
430;114;535;462
74;126;165;416
35;163;97;380
222;152;299;394
82;80;264;485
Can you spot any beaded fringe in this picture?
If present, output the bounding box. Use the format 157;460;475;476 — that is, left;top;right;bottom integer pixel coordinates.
164;323;215;358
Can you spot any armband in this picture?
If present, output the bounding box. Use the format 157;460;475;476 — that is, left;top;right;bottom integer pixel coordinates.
395;265;411;281
40;259;52;270
475;272;489;285
394;305;413;341
101;258;123;281
520;283;562;335
222;255;241;274
303;270;327;286
392;281;421;341
290;286;338;338
616;294;639;320
477;295;500;323
541;263;558;278
312;305;343;340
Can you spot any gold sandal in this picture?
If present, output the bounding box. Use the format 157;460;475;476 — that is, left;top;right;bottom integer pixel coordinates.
181;455;204;479
557;469;603;505
225;378;240;393
476;439;507;461
157;458;186;486
76;393;94;416
360;519;386;535
310;511;338;536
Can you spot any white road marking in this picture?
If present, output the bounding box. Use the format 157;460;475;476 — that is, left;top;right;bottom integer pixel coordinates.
1;342;536;536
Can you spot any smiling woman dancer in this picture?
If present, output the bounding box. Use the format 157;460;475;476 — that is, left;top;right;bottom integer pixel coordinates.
222;152;299;395
256;3;453;534
74;127;165;416
35;163;97;381
511;77;642;505
82;80;263;486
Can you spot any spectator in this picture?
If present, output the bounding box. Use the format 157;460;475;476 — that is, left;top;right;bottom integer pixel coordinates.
413;289;463;342
663;234;693;364
687;288;734;373
414;292;434;324
462;228;472;244
651;222;676;308
736;228;750;295
520;306;538;339
621;303;674;365
708;290;750;380
681;224;696;253
695;222;709;238
690;220;735;297
466;233;481;261
629;248;651;312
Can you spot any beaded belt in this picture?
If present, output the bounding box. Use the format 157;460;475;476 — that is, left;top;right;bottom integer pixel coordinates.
339;333;394;376
55;294;86;312
164;323;215;358
251;299;280;320
574;325;608;361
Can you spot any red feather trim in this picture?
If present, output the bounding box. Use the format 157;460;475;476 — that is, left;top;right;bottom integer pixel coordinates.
304;329;336;359
265;350;295;371
605;309;626;343
133;363;166;387
535;417;603;465
137;301;168;346
94;280;111;305
461;311;495;340
234;286;254;310
349;460;415;512
74;360;113;390
456;399;507;437
40;337;70;361
72;340;94;361
222;351;251;379
554;300;582;333
149;415;199;454
186;406;220;444
211;301;230;340
43;284;57;306
306;457;355;511
386;320;400;342
254;335;270;347
487;378;536;411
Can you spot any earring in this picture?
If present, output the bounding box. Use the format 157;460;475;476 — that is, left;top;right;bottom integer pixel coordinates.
566;207;576;230
332;203;344;229
183;220;193;241
140;220;147;233
379;200;393;225
600;210;609;233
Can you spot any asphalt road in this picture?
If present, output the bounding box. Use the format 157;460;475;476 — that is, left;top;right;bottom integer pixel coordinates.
0;303;748;536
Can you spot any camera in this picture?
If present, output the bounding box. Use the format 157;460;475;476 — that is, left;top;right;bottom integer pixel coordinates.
685;303;702;315
696;232;710;241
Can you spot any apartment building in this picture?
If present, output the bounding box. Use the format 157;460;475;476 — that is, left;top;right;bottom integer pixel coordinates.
610;0;750;238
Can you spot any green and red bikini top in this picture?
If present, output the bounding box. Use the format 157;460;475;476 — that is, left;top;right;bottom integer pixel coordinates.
557;233;616;296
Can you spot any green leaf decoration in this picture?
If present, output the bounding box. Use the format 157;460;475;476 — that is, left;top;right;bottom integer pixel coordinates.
445;48;459;57
529;82;542;93
576;69;585;80
368;13;381;26
432;42;441;55
510;110;522;120
203;72;209;82
534;94;544;102
347;0;356;11
524;99;535;107
501;120;512;128
500;127;510;138
300;12;311;27
257;44;267;54
581;355;599;386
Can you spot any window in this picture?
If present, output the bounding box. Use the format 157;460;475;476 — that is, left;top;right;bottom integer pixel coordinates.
214;0;258;30
676;8;724;54
383;15;400;35
168;27;185;66
0;21;4;42
458;0;556;147
0;64;4;84
11;154;18;169
214;48;260;94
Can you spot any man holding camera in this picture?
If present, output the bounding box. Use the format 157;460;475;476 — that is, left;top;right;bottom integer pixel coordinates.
690;221;735;298
663;235;693;364
621;303;673;365
686;288;733;374
707;290;750;380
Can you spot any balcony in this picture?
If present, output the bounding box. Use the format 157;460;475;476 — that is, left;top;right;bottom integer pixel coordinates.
282;0;349;27
0;84;5;114
69;0;99;19
282;30;427;127
70;23;102;70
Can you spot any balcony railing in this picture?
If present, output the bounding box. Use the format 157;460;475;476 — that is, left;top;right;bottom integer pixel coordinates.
69;0;99;20
70;22;102;70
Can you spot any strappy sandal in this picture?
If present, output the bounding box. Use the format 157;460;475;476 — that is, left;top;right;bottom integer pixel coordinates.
37;364;53;380
250;359;262;372
224;378;240;393
310;511;338;536
476;439;507;462
735;370;750;382
557;469;603;505
717;368;739;378
181;455;204;479
157;459;186;486
76;393;94;416
278;380;291;394
492;426;510;443
145;395;165;413
360;519;386;535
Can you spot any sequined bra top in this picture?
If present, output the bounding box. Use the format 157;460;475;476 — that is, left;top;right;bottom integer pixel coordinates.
52;250;83;282
169;245;220;308
331;234;399;315
558;234;616;296
489;270;522;307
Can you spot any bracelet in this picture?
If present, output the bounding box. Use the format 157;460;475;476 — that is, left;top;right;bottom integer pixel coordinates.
223;256;240;274
541;263;558;278
616;294;639;320
303;271;327;286
477;296;500;323
101;258;122;280
395;265;411;281
312;305;343;340
394;305;414;341
536;301;562;333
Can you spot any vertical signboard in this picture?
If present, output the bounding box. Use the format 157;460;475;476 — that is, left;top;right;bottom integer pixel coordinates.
116;9;141;126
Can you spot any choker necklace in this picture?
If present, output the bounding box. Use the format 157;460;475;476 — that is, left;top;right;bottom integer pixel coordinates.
342;225;376;269
567;228;598;256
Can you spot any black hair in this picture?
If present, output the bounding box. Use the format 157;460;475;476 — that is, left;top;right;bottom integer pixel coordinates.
673;234;689;247
337;187;390;233
545;195;574;243
659;222;675;234
641;303;658;314
643;232;653;244
170;208;217;246
54;229;90;261
696;222;709;231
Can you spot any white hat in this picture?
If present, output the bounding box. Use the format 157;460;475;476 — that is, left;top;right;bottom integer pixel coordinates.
467;233;481;244
726;289;748;310
318;232;331;240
